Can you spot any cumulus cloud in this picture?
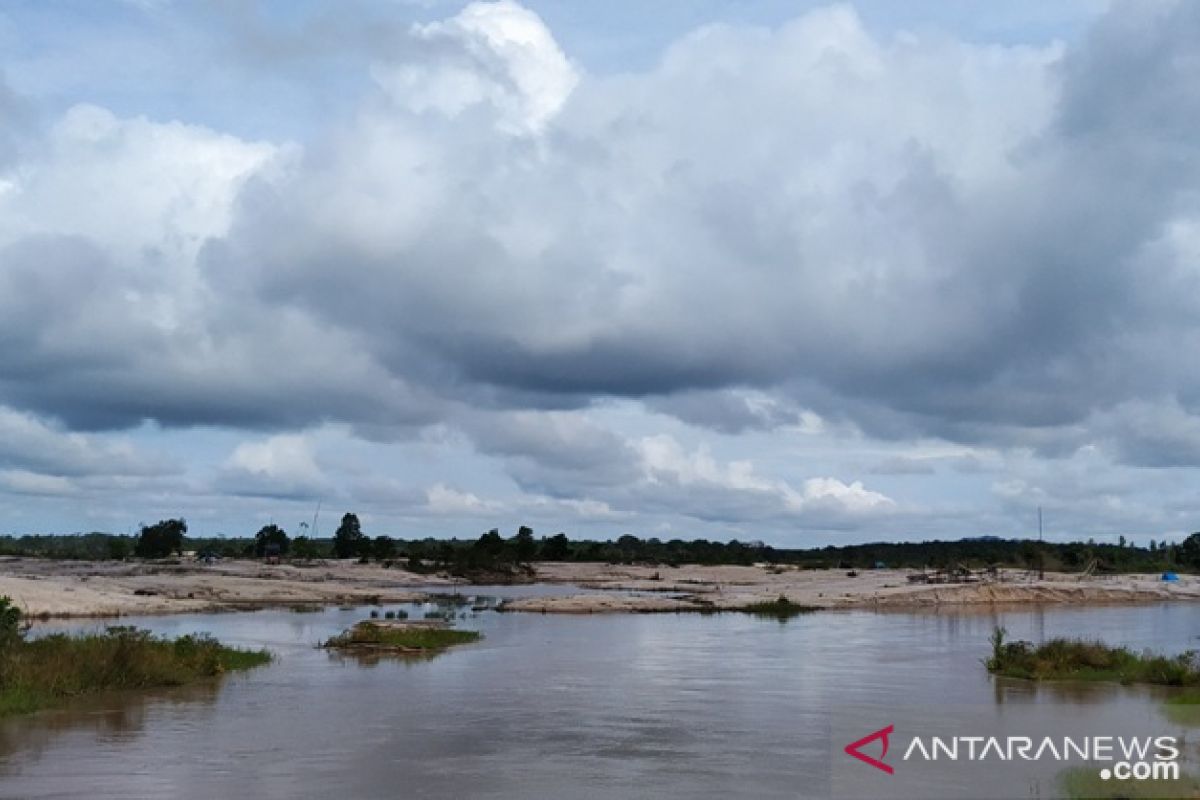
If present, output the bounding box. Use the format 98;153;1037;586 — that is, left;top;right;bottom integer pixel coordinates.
0;469;77;497
217;434;331;499
4;0;1200;541
0;406;170;478
373;0;578;134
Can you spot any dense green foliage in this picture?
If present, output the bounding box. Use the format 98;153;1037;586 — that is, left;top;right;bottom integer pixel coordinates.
324;622;481;652
332;512;365;559
0;596;270;717
731;597;817;620
253;524;290;557
3;520;1198;575
134;518;187;559
986;627;1200;686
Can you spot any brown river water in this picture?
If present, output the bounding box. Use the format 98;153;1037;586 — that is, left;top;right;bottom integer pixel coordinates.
2;594;1198;799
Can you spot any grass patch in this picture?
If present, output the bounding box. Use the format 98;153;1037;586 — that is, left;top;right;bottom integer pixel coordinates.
1165;688;1200;705
731;596;817;620
288;604;322;613
0;622;271;718
986;626;1200;686
1059;765;1200;799
324;621;481;654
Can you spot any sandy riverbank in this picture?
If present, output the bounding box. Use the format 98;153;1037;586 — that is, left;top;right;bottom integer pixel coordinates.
2;558;1198;618
0;557;446;617
503;563;1200;613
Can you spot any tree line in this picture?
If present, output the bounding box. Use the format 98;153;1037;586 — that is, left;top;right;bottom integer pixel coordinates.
3;517;1199;576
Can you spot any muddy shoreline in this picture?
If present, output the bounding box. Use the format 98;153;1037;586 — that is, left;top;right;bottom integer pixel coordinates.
2;557;1197;618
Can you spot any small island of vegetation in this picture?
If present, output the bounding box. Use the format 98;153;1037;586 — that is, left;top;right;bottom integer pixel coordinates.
0;596;271;717
985;626;1200;686
732;596;816;620
323;620;481;655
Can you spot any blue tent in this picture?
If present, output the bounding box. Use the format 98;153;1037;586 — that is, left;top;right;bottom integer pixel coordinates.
1162;571;1179;582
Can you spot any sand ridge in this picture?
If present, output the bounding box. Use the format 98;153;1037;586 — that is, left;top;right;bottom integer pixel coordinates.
3;557;1198;618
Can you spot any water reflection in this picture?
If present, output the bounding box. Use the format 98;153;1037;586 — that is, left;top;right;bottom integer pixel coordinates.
0;682;219;765
3;600;1200;799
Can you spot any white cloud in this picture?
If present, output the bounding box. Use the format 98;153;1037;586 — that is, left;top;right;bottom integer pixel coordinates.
0;469;76;496
4;0;1200;543
0;406;168;477
636;433;893;518
425;482;500;514
372;0;578;134
0;104;276;262
218;434;330;499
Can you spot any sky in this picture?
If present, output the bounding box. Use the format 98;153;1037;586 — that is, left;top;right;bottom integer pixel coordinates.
0;0;1197;546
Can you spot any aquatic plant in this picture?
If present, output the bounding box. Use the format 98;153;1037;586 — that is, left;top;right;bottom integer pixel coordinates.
731;596;817;620
288;604;322;613
0;598;270;717
986;626;1200;686
323;621;480;654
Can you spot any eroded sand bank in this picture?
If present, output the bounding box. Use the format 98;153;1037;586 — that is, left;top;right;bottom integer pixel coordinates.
503;563;1200;613
0;557;444;617
2;558;1197;618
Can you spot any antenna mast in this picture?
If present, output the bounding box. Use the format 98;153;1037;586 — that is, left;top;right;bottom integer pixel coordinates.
1037;506;1045;581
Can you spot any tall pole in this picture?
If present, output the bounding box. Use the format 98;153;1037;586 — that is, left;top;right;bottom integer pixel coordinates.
1037;507;1044;580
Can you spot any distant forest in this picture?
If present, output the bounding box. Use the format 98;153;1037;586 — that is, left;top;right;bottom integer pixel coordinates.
3;515;1200;575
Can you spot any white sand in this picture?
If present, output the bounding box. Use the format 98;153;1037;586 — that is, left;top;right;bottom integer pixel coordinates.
3;557;1196;618
0;557;443;617
504;563;1200;613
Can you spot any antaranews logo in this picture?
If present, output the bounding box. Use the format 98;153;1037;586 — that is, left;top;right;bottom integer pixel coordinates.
842;725;1181;783
844;725;895;775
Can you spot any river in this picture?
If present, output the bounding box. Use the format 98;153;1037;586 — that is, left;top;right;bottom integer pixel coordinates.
2;597;1197;799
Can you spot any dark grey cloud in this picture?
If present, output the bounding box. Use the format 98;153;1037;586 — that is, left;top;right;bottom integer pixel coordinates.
460;410;641;497
190;0;1200;463
3;0;1200;544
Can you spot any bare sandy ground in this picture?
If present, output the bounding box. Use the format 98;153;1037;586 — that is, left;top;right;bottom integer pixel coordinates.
0;557;445;618
505;563;1200;613
2;557;1197;618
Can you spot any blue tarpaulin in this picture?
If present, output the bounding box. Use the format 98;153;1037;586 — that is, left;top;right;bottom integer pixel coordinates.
1162;572;1179;582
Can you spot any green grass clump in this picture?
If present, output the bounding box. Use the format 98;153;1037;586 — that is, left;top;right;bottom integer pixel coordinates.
1059;766;1200;799
986;626;1200;686
731;596;817;620
0;597;271;718
324;622;481;653
289;604;322;613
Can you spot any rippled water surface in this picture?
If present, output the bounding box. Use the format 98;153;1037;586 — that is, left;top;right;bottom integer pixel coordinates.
3;598;1199;799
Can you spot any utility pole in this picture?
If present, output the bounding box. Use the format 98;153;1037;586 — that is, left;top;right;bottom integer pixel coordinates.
1037;506;1045;580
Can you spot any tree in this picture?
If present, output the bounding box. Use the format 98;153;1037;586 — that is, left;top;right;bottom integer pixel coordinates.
0;595;24;651
1179;533;1200;569
476;529;506;558
372;535;397;561
332;513;365;559
292;536;319;560
106;537;131;561
512;526;536;564
254;524;290;558
541;533;570;561
405;540;427;572
134;519;187;559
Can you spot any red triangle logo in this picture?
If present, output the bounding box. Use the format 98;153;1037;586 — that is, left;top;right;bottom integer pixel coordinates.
844;725;895;775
